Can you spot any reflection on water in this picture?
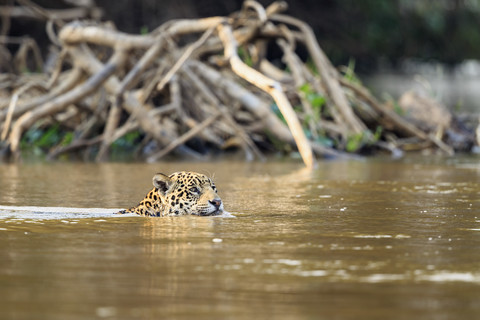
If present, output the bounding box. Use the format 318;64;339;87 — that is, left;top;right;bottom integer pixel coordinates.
0;157;479;319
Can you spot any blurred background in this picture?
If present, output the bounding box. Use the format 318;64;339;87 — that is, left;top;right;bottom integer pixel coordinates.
96;0;480;113
4;0;480;112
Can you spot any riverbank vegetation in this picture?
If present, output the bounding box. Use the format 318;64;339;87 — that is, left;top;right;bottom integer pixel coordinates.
0;1;478;167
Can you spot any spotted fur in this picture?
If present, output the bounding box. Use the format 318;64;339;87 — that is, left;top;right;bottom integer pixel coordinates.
117;171;223;217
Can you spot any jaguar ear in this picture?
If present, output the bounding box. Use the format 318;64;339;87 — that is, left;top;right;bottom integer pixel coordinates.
152;173;173;195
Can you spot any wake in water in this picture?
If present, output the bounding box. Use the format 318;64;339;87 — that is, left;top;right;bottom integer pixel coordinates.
0;205;128;220
0;205;235;220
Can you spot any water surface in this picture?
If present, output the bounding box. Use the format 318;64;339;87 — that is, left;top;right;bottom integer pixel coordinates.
0;157;479;319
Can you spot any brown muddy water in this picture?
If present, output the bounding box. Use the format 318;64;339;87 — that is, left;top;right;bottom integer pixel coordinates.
0;156;479;320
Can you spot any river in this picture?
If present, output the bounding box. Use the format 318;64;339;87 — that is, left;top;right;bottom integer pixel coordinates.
0;156;479;319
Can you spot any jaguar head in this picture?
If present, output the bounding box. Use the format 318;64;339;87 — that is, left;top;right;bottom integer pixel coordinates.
153;171;223;216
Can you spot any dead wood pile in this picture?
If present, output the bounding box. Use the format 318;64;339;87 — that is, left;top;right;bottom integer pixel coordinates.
0;1;478;167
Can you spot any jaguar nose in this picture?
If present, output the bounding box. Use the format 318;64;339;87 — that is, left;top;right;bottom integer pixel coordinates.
209;198;222;209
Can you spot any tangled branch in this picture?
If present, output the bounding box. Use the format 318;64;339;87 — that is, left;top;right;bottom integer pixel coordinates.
1;0;477;166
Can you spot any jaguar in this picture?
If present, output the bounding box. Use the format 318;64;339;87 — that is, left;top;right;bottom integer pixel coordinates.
117;171;223;217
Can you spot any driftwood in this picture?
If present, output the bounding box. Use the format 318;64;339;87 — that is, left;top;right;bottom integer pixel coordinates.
0;0;478;166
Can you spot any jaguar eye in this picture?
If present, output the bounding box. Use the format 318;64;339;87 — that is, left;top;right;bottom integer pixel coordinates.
189;187;200;194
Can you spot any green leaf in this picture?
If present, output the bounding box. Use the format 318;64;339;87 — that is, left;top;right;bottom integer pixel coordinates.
112;130;142;149
373;126;383;142
346;133;363;152
345;130;376;152
36;125;61;148
299;83;311;94
140;26;149;35
310;95;325;109
61;132;74;146
237;47;253;67
393;101;405;115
